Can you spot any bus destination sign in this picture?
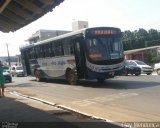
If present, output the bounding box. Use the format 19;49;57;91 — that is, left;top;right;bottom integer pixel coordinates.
95;30;114;35
87;29;121;36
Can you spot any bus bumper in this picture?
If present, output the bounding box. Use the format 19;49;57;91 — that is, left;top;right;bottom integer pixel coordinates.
87;67;124;80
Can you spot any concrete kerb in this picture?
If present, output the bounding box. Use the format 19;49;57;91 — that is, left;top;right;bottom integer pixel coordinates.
8;89;127;128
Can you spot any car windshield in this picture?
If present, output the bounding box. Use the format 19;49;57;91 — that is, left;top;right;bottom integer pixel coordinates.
86;37;123;61
135;60;146;65
16;67;23;70
125;61;136;66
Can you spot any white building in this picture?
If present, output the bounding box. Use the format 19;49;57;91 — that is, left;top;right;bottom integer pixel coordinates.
72;21;88;31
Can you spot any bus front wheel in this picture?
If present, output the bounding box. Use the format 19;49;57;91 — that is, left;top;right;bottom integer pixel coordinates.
35;70;42;82
66;70;77;85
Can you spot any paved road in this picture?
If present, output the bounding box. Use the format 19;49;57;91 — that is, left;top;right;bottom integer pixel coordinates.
0;92;122;128
6;75;160;122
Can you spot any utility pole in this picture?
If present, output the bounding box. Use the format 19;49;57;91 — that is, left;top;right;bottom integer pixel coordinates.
6;43;11;67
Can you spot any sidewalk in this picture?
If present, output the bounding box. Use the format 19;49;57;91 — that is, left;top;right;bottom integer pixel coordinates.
0;91;81;128
0;91;121;128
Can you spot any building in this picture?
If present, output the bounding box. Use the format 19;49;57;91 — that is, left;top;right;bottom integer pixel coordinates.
124;45;160;64
27;21;89;44
72;21;88;31
27;29;70;44
0;56;19;66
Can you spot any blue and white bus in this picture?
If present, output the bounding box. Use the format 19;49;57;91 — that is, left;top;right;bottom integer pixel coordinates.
20;27;124;84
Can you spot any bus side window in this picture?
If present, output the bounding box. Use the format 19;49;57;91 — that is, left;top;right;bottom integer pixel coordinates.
37;46;41;58
63;38;73;55
51;42;55;57
29;48;34;59
34;47;38;58
39;45;44;58
44;44;50;57
43;45;46;57
70;41;74;54
48;43;53;57
54;41;63;56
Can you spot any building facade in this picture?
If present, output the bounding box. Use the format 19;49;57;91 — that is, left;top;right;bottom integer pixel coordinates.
27;29;70;44
124;46;160;64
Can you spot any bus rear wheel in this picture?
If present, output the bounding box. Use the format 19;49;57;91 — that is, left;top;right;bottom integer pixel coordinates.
35;70;42;82
66;70;77;85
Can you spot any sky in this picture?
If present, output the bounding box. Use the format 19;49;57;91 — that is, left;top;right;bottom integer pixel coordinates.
0;0;160;56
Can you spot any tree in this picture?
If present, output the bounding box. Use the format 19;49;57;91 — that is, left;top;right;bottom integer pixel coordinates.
147;52;160;63
122;28;160;50
122;30;135;50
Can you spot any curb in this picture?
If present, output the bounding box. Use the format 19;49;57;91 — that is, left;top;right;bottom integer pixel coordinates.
8;89;124;127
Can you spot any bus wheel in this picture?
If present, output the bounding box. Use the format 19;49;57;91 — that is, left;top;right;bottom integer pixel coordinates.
66;70;77;85
97;78;105;83
35;70;42;82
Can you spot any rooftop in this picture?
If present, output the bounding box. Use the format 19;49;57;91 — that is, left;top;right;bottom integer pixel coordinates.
0;0;64;33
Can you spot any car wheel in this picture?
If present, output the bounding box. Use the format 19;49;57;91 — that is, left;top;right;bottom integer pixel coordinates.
157;69;160;75
135;73;140;76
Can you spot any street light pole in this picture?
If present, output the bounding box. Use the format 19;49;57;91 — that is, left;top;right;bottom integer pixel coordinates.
6;43;11;67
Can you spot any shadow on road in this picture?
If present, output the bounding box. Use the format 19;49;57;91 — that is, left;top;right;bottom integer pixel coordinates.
0;97;69;122
6;75;160;90
0;96;121;128
27;77;160;90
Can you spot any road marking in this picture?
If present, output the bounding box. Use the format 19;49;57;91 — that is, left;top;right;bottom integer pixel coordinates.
72;92;138;107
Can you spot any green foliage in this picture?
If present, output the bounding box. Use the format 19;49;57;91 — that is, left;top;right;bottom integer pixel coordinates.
122;28;160;51
147;52;160;63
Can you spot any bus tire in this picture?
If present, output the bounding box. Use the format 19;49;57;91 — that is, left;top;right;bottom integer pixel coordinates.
66;70;77;85
97;78;105;83
35;70;42;82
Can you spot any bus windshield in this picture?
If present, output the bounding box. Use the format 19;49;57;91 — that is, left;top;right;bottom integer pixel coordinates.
86;37;123;61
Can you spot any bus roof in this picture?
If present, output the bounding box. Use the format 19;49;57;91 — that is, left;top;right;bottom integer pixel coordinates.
21;27;120;49
34;27;87;46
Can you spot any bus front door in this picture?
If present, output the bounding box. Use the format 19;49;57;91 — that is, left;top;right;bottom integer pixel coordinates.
74;39;86;79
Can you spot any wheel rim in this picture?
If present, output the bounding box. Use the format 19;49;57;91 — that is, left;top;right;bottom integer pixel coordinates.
35;71;40;81
67;70;77;85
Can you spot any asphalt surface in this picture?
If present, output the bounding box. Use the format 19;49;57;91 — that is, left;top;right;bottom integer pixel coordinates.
0;87;122;128
1;74;160;127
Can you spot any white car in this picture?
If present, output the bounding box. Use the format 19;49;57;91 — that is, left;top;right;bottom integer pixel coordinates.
154;63;160;75
11;66;25;77
126;60;153;75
